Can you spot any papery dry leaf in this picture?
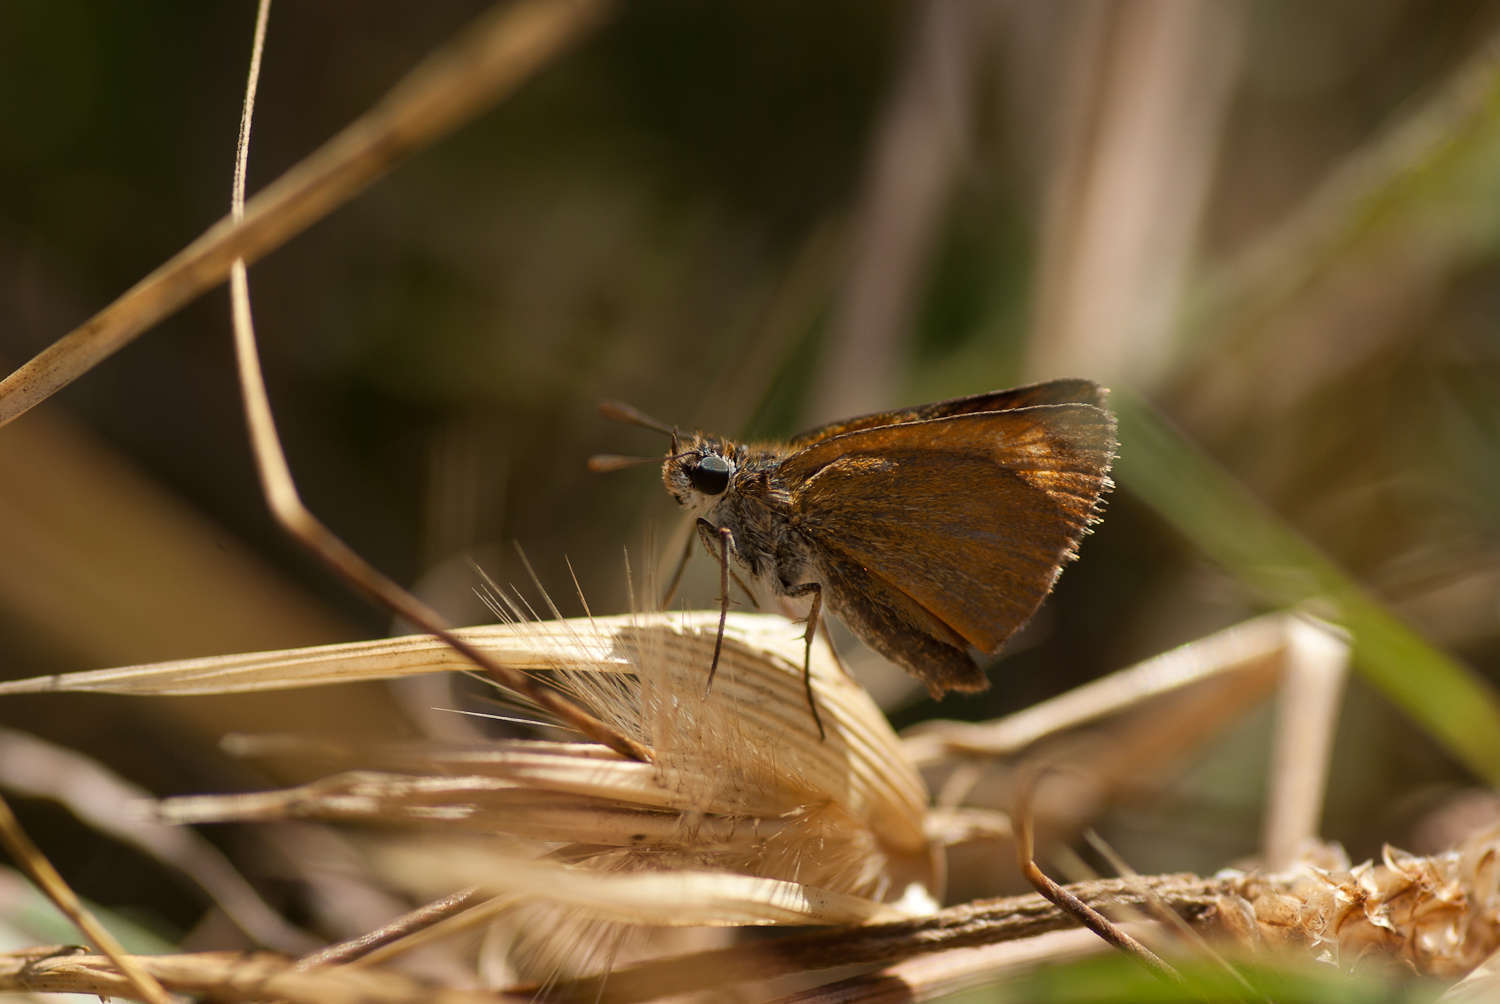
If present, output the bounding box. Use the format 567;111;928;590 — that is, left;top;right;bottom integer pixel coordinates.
48;610;940;981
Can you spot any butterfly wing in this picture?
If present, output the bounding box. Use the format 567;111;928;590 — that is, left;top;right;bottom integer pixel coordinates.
780;404;1115;655
788;379;1106;449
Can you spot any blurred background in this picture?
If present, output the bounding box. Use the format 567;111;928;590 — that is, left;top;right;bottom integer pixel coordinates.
2;0;1499;961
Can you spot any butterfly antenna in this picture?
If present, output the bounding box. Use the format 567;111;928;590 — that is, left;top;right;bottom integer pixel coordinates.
598;400;674;436
588;447;699;474
587;453;661;473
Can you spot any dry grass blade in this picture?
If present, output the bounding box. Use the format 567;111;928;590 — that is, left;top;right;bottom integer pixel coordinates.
221;0;644;765
903;611;1332;767
0;621;627;696
0;948;521;1003
1262;622;1350;870
0;610;922;821
109;610;937;975
0;796;171;1004
0;0;609;429
0;612;930;852
371;853;914;928
0;727;315;953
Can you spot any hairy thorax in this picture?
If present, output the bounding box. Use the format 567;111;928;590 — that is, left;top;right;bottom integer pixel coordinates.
666;437;817;599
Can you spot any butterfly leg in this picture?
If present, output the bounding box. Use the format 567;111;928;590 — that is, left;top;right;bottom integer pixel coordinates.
781;581;827;741
697;518;734;697
663;523;756;613
660;526;696;608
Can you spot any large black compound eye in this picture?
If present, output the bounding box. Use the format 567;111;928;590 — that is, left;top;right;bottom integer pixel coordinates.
688;454;732;495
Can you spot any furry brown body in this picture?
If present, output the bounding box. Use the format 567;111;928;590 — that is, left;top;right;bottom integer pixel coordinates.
658;380;1117;702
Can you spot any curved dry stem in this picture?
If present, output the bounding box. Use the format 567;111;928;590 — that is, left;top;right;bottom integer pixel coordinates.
1012;769;1180;985
0;795;172;1004
295;888;490;970
0;0;610;429
218;0;644;763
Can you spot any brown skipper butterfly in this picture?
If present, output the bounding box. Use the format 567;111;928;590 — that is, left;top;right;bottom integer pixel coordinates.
591;379;1116;737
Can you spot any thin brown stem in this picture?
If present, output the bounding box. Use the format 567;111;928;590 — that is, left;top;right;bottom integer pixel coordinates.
230;252;647;765
222;0;646;764
1013;770;1181;984
0;795;172;1004
533;874;1222;1002
0;0;611;429
1086;831;1263;1002
295;888;490;969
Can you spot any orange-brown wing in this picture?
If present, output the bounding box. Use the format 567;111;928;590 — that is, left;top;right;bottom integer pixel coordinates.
788;379;1107;449
780;405;1115;653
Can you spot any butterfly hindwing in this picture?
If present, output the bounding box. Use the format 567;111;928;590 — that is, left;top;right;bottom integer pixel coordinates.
780;405;1116;655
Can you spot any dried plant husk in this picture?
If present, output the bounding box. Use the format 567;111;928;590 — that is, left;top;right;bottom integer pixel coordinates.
9;834;1495;1002
1216;831;1500;979
531;835;1500;1001
9;610;1496;995
6;611;937;979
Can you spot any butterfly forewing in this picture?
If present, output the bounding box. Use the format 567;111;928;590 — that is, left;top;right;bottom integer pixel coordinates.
779;405;1115;654
787;378;1108;449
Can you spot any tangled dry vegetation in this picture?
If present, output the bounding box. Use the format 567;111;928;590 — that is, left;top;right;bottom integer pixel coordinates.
0;609;1497;1000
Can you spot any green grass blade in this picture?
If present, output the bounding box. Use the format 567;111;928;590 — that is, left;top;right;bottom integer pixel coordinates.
1116;393;1500;783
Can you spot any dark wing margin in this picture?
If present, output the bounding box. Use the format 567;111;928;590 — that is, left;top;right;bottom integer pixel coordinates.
788;379;1107;448
781;405;1116;654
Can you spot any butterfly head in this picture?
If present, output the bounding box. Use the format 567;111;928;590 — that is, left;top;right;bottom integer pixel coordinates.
663;435;737;511
590;401;747;513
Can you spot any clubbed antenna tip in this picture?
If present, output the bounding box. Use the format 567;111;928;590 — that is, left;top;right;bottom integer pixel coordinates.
598;400;674;436
588;453;660;473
